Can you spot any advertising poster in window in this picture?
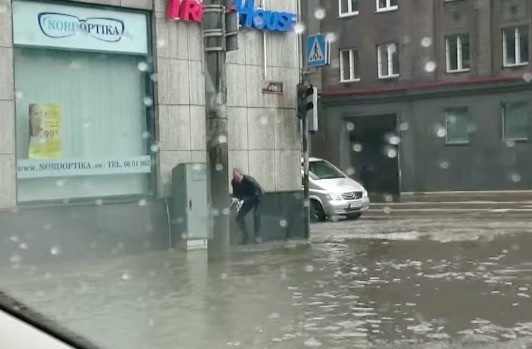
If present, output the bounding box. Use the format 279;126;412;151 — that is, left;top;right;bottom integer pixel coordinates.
28;103;62;159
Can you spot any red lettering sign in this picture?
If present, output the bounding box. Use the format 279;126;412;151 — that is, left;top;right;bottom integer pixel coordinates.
166;0;203;23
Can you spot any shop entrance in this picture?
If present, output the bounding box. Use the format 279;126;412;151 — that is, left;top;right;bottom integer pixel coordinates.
348;114;400;199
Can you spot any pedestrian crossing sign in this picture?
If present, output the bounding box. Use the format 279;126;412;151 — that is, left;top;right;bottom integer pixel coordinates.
306;34;329;68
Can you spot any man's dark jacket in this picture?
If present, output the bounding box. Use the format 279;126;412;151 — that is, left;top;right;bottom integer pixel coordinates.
231;175;264;201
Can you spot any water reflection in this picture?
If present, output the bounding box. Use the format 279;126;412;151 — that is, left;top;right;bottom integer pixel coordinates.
1;226;532;348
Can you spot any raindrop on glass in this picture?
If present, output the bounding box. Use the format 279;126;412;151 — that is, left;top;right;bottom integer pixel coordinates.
260;116;268;125
439;160;449;170
303;199;310;207
279;219;287;227
346;122;355;131
383;207;392;214
506;140;516;147
150;73;158;82
218;134;228;143
19;243;28;250
388;44;397;54
142;131;151;139
353;143;363;152
157;38;166;48
294;22;306;35
0;4;9;13
15;91;24;100
400;122;409;131
143;97;153;107
55;179;65;187
221;273;228;280
42;224;52;230
50;246;61;256
212;208;220;216
388;135;401;145
215;163;223;171
325;32;337;43
181;233;188;239
222;208;230;215
150;144;159;152
305;265;315;272
384;194;393;203
10;236;19;243
304;337;323;347
436;127;447;138
421;37;433;47
346;167;355;176
138;199;147;206
314;7;326;20
10;254;22;264
523;72;532;82
424;61;436;73
386;148;398;158
95;199;103;206
402;35;411;45
137;62;149;72
510;173;521;183
121;272;131;280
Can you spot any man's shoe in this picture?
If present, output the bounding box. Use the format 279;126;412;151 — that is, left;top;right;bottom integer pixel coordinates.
254;237;262;244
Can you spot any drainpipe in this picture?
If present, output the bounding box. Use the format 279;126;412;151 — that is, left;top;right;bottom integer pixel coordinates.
261;0;267;78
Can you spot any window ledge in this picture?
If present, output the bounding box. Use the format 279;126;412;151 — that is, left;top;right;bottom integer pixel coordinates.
446;68;470;74
378;74;400;80
503;62;529;68
340;78;361;83
445;141;470;146
339;11;359;18
376;6;398;13
504;138;528;142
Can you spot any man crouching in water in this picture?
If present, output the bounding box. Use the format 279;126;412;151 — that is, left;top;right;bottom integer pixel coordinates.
231;168;264;244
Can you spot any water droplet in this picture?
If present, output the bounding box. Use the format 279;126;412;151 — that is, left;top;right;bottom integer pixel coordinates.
212;208;220;216
447;115;457;124
304;337;323;347
150;144;159;152
15;91;24;100
260;116;268;125
294;22;306;35
325;32;337;43
138;199;147;206
19;243;28;250
150;73;158;82
121;272;131;280
523;72;532;82
0;4;9;13
142;131;151;139
439;161;449;169
388;135;401;145
303;199;310;208
346;122;355;131
157;38;166;48
42;224;52;230
402;35;411;45
50;246;61;256
10;236;19;243
436;126;447;138
305;265;315;272
137;62;149;72
221;273;228;280
69;60;82;70
215;163;223;171
384;194;393;203
383;207;391;214
388;44;397;54
510;173;521;183
222;208;230;215
181;233;188;239
421;37;433;47
353;143;363;152
143;97;153;107
55;179;65;187
279;219;287;227
314;7;326;20
424;61;436;72
346;167;355;176
506;140;516;147
400;122;409;131
386;148;398;158
10;254;22;264
218;134;227;143
95;199;103;206
467;124;477;133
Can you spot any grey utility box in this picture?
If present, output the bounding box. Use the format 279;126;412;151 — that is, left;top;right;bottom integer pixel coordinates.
171;163;211;250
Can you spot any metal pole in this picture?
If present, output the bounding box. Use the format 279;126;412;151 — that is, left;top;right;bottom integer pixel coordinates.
203;1;230;259
302;112;310;239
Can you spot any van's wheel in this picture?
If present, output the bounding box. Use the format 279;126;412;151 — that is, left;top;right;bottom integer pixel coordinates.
310;200;326;222
345;213;362;220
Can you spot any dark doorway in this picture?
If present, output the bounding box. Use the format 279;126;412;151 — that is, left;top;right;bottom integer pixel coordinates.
348;114;400;199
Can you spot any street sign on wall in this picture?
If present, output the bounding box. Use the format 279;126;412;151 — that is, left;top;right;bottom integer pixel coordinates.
306;34;328;68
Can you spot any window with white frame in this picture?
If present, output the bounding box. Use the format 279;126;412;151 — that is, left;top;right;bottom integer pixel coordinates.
446;33;470;72
502;101;529;141
377;0;398;12
502;26;529;67
377;43;399;78
339;49;360;82
339;0;359;16
445;107;470;144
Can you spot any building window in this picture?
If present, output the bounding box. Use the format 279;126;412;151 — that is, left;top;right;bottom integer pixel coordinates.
339;0;359;17
445;108;470;144
502;26;529;67
12;1;152;202
446;33;470;72
339;49;360;82
502;101;529;141
377;0;398;12
377;43;399;79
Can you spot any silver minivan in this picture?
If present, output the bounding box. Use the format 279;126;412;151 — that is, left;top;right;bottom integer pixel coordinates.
303;157;370;222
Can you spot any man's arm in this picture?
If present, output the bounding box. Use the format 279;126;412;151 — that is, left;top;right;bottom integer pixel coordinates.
247;176;264;197
231;180;242;199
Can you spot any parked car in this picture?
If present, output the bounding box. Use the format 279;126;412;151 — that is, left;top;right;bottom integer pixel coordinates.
302;157;370;222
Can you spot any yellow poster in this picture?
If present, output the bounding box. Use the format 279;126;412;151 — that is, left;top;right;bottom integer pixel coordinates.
28;104;61;159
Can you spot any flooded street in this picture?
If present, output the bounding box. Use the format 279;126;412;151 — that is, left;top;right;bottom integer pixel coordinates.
2;215;532;349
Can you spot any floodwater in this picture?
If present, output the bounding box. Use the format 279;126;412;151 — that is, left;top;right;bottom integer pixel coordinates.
2;216;532;349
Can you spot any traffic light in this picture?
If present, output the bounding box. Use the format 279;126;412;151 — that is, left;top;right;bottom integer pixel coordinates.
297;83;314;120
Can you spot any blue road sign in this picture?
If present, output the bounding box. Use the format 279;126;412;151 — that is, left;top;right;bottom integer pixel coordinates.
306;34;328;68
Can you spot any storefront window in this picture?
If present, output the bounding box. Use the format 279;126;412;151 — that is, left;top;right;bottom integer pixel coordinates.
12;1;152;202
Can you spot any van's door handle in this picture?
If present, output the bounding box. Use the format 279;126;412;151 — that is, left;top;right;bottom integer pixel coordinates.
189;200;192;210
